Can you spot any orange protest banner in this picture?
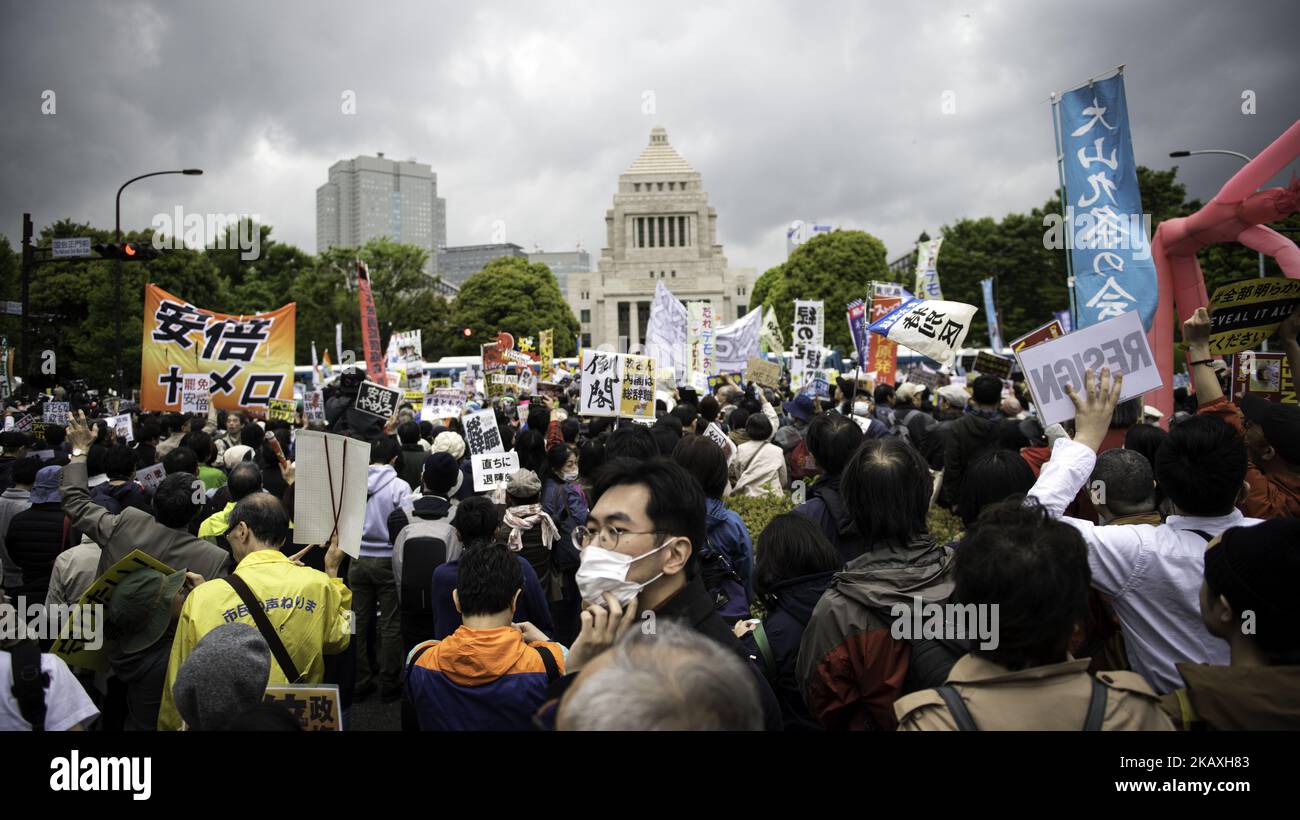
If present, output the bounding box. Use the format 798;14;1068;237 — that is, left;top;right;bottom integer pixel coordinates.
140;284;295;413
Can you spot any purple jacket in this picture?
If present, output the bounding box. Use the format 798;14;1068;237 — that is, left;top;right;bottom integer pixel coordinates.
361;464;412;558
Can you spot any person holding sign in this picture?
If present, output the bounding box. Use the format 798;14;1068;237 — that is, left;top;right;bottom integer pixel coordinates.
1027;367;1264;695
157;495;351;730
1184;306;1300;519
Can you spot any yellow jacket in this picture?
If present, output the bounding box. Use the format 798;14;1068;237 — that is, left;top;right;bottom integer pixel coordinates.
157;549;353;730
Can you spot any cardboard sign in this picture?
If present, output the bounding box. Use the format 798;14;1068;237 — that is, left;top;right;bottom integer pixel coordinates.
1208;276;1300;355
462;408;504;455
421;388;466;421
180;374;211;415
906;365;940;391
304;390;326;423
746;356;782;388
43;402;70;426
50;550;177;672
267;398;298;423
108;413;134;443
264;684;341;731
972;351;1014;380
1010;319;1066;354
292;431;369;559
428;377;452;389
1230;352;1296;405
353;380;401;419
133;463;166;495
1017;311;1162;427
471;451;520;492
403;390;424;410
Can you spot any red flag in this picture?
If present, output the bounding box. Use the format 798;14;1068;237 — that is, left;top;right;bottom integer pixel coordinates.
357;260;386;384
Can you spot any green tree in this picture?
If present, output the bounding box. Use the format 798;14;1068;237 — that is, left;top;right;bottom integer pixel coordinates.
449;257;580;357
748;265;782;313
757;230;894;352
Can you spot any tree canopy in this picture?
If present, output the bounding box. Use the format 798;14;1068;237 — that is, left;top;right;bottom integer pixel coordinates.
447;256;581;357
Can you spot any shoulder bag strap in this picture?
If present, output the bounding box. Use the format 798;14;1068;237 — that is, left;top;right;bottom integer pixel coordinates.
533;645;560;683
936;685;979;731
1083;676;1108;731
223;574;303;683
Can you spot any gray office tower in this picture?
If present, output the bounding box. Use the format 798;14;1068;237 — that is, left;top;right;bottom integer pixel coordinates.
316;153;447;278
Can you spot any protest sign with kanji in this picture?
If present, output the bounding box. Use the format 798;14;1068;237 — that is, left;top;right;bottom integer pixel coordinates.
868;284;904;385
141;284;294;413
471;451;520;492
580;349;622;417
463;408;504;455
180;374;212;415
1208;276;1300;355
421;388;466;421
43;401;70;426
134;463;166;495
304;390;326;423
267;398;297;423
702;421;736;462
264;685;341;731
108;413;134;442
620;355;656;419
869;298;976;366
353;380;400;419
1017;310;1162;427
791;300;824;382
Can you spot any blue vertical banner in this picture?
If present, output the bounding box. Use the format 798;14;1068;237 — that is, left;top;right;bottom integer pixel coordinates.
1057;73;1157;331
980;278;1004;351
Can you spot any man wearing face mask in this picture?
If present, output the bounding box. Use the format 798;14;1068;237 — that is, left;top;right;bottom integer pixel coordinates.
155;494;352;730
545;458;784;730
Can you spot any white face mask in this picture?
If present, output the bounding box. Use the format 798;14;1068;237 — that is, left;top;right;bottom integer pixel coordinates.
853;401;871;417
562;470;580;483
575;542;668;606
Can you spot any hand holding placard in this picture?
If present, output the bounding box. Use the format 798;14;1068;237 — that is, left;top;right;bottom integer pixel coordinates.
1065;367;1124;452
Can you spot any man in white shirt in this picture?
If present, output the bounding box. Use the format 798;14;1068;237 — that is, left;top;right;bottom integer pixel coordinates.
1027;367;1260;694
0;590;100;731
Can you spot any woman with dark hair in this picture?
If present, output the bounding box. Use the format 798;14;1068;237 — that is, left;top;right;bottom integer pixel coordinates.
797;437;958;731
671;435;755;601
957;449;1037;528
576;437;605;497
512;429;548;476
794;412;865;562
539;443;588;645
738;513;842;730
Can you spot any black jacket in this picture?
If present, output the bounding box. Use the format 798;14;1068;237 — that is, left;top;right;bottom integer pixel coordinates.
6;501;67;600
741;571;836;731
397;445;426;492
938;410;1003;509
109;633;173;732
90;480;152;516
795;474;863;564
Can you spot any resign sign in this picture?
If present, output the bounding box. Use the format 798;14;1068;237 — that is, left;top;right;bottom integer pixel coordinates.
1017;310;1162;427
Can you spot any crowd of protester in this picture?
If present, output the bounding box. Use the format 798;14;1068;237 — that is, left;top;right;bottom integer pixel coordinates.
1;305;1297;731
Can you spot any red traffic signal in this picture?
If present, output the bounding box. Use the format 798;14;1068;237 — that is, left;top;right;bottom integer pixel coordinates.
462;328;473;337
93;242;161;261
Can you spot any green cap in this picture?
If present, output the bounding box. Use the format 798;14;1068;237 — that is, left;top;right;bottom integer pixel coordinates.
108;568;186;654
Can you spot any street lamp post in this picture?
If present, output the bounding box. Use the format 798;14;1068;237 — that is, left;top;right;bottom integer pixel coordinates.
114;169;202;397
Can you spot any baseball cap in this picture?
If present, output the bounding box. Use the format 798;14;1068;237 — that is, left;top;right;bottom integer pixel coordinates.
222;444;256;471
937;384;969;408
895;383;926;404
1239;393;1300;463
109;567;187;654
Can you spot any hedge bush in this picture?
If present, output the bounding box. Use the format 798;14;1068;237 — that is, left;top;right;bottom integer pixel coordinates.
726;490;965;550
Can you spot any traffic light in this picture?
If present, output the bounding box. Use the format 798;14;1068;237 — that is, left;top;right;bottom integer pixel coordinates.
462;327;473;337
93;242;162;261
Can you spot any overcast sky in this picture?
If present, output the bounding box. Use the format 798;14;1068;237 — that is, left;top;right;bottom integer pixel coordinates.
2;0;1297;276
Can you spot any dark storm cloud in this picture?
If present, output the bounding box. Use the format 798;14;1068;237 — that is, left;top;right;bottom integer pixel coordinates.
1;0;1295;276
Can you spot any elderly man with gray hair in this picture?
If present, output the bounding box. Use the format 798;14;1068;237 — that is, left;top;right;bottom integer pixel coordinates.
556;619;764;731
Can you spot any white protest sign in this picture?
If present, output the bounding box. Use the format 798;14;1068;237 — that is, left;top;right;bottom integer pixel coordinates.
109;413;134;442
180;374;211;414
471;451;520;492
579;349;622;417
462;408;504;455
304;390;326;424
292;431;370;559
868;298;976;367
134;463;166;495
702;422;736;462
1016;310;1162;427
43;402;70;425
421;388;466;422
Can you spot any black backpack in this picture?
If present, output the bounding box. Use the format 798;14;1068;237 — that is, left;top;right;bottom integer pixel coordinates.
696;542;750;624
8;641;49;731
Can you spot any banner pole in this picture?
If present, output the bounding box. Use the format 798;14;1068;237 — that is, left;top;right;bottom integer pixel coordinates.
1051;93;1079;332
